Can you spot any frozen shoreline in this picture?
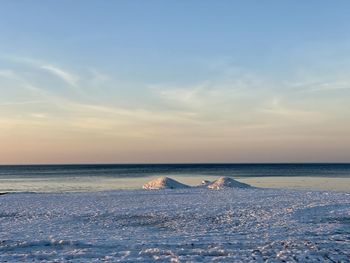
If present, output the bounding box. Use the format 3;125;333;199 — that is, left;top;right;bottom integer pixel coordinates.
0;176;350;193
240;176;350;192
1;188;349;262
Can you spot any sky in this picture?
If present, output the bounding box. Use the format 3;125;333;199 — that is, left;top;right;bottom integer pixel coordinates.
0;1;350;164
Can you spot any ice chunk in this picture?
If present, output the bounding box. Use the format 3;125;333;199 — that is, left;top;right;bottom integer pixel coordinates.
207;176;251;189
142;176;190;189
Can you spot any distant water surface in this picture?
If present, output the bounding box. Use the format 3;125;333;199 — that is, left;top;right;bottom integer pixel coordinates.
1;163;350;178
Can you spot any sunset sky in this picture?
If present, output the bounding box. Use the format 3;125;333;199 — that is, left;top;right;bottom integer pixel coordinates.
1;1;350;164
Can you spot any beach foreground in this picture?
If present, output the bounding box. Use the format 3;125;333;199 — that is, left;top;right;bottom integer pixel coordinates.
1;188;349;262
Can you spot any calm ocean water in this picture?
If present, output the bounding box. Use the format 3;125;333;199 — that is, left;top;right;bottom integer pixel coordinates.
1;163;350;178
0;164;349;192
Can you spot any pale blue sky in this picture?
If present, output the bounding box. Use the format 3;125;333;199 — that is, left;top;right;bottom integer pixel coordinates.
0;1;350;163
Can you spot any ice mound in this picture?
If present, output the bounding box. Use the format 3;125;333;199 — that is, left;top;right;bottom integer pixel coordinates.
143;176;190;189
207;177;251;189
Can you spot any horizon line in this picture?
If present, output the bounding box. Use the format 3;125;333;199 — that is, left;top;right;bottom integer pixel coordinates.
1;162;350;166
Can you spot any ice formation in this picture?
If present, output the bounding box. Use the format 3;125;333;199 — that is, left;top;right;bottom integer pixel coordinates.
142;176;190;189
207;176;251;189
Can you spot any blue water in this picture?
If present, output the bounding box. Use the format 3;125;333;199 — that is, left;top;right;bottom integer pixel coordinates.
1;163;350;179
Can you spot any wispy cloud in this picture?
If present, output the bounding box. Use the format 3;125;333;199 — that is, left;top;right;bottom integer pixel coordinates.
6;56;79;87
288;76;350;93
0;69;17;79
28;113;48;119
40;64;78;87
150;82;208;108
149;71;272;124
0;100;46;106
259;97;325;122
0;55;342;142
300;81;350;93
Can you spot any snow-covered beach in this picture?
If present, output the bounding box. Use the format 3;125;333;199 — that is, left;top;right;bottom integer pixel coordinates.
1;182;349;262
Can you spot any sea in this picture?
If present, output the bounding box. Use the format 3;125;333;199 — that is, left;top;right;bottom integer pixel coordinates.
0;163;349;192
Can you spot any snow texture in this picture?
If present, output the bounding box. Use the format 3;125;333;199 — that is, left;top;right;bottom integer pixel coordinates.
0;188;349;262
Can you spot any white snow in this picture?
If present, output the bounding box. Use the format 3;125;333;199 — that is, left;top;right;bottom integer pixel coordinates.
207;176;251;189
142;176;190;189
143;176;251;190
0;188;349;262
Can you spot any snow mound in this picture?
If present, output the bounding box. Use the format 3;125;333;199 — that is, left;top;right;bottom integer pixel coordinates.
143;177;190;189
207;177;251;189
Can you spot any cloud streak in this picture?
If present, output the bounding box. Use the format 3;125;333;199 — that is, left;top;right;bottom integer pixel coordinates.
5;56;79;87
0;69;18;79
0;100;46;106
41;64;78;87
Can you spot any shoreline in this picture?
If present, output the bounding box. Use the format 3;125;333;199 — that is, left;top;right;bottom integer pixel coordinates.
0;175;349;193
240;176;350;192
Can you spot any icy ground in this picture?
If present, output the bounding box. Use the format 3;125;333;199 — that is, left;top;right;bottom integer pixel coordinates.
0;188;349;262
